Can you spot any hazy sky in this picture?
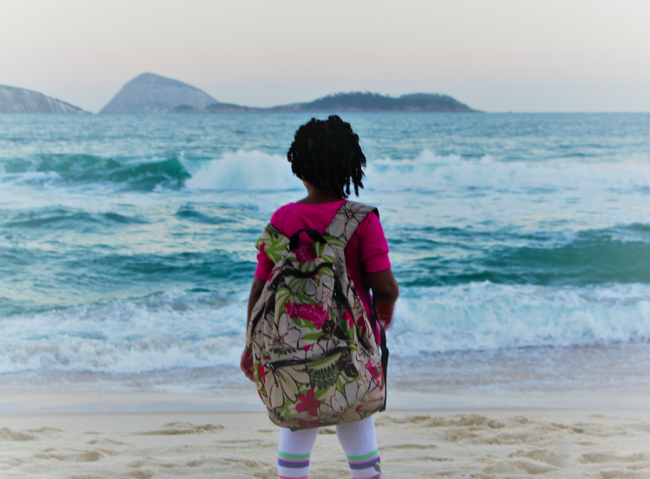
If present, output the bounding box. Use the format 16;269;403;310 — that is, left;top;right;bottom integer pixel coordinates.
1;0;649;113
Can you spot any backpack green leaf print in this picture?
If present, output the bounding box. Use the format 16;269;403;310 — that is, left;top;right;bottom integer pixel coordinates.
245;201;389;430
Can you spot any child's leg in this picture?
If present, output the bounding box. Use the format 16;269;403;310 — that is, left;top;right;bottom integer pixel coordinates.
336;416;381;479
277;427;319;479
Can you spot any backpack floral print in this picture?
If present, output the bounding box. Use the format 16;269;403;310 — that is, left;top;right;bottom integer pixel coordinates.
244;202;389;430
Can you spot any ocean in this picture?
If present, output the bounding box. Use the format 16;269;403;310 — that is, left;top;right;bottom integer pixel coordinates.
1;112;649;412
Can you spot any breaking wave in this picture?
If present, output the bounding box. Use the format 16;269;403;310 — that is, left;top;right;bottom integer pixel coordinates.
3;149;650;195
1;282;649;374
0;154;190;191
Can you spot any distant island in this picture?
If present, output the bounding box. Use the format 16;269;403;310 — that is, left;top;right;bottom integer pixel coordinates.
182;92;475;113
102;73;477;113
0;85;86;114
282;92;474;112
100;73;218;114
0;72;478;114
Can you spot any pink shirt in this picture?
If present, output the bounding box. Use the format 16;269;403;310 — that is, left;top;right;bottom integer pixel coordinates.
254;199;391;319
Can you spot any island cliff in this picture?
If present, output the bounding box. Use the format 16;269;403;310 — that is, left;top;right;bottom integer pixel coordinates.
0;85;86;114
101;73;218;114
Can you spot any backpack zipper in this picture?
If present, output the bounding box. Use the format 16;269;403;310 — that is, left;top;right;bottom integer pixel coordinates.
265;346;348;371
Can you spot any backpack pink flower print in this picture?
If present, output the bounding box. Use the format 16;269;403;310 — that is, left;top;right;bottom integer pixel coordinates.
285;303;329;330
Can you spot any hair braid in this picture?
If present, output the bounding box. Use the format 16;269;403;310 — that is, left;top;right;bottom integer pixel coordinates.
287;115;366;198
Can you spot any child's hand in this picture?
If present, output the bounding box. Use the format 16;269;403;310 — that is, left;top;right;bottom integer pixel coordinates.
375;299;395;330
240;349;255;381
379;318;392;330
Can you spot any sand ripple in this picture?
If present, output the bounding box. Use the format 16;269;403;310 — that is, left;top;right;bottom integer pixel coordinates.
0;411;649;478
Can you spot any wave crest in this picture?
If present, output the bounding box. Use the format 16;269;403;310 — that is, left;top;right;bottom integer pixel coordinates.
184;150;301;191
0;154;190;191
4;149;650;194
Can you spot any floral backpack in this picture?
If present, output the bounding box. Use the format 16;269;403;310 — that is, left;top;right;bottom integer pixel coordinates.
244;201;389;430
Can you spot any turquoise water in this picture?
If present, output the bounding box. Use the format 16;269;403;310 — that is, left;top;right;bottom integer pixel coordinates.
1;113;650;408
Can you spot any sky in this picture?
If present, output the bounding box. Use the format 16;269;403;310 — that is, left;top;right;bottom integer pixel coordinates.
1;0;649;113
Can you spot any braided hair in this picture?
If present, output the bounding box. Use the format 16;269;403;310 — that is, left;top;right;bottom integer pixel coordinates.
287;115;366;198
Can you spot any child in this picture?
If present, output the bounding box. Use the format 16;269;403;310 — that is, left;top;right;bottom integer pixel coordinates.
241;115;399;479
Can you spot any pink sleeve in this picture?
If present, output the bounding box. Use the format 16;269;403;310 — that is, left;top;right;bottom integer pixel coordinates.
254;243;275;281
254;209;282;281
357;212;391;273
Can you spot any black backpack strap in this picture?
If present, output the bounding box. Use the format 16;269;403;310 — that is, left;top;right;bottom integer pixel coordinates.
377;318;389;411
288;228;327;251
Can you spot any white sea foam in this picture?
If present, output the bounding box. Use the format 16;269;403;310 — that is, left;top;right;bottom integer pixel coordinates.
175;149;650;235
385;150;650;194
1;283;649;375
0;290;248;375
391;282;650;355
178;149;650;195
3;170;62;185
184;150;302;191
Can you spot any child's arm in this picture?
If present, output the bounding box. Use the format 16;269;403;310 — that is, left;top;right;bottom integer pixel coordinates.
367;269;399;329
241;277;266;381
247;277;266;322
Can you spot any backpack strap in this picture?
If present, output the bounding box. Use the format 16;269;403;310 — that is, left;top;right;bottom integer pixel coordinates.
325;201;389;411
375;308;390;412
255;224;290;264
324;201;379;246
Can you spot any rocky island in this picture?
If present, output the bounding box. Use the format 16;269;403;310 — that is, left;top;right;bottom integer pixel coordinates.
100;73;218;114
102;73;476;114
0;85;86;114
270;92;475;112
193;92;475;113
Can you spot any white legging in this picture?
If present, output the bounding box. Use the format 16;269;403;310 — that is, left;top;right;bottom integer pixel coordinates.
277;416;381;479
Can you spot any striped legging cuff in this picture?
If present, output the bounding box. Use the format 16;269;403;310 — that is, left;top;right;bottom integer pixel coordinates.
278;451;311;479
347;449;381;479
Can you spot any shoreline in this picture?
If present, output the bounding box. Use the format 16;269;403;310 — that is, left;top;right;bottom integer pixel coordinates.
4;408;650;432
2;385;650;413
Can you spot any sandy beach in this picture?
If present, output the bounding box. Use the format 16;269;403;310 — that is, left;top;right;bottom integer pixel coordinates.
2;407;650;478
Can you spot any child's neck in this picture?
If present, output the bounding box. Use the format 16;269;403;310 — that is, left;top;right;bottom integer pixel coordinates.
298;185;344;204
